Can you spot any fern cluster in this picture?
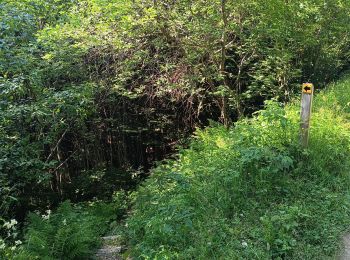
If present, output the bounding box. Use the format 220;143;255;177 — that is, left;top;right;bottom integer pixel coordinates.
14;201;116;260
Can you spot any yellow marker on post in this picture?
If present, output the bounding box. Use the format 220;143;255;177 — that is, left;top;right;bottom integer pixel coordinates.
302;83;313;94
300;83;314;148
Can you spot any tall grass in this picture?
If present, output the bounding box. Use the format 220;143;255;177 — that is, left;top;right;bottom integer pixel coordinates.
126;76;350;259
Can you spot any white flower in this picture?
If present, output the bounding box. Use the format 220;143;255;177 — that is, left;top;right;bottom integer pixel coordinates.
242;241;248;248
3;222;11;229
42;209;52;220
10;246;16;251
15;240;22;245
63;219;67;226
3;219;18;229
42;214;50;220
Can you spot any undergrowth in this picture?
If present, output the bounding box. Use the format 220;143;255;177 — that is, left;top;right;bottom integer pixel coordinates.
1;191;128;260
126;76;350;259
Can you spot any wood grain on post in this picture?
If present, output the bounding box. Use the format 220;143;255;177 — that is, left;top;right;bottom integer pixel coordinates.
300;83;314;148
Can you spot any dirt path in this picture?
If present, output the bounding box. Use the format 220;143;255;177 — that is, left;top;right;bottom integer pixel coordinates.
340;233;350;260
95;235;123;260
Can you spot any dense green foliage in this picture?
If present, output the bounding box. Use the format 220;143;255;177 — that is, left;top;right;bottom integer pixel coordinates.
1;0;350;222
2;0;350;259
19;201;113;259
126;77;350;259
0;195;128;260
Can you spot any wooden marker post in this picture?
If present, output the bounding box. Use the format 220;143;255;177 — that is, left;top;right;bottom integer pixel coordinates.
300;83;314;148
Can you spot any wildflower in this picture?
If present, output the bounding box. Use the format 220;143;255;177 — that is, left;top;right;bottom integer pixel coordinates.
242;241;248;248
15;240;22;246
42;209;52;220
3;222;11;229
3;219;17;229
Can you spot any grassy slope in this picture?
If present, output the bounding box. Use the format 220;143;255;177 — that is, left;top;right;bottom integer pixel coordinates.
126;76;350;259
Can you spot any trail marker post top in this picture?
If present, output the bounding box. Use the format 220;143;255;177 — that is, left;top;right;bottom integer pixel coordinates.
302;83;313;94
300;83;314;148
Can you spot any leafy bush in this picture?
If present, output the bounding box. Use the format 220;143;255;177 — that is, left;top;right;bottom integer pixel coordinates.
12;200;119;260
0;218;22;260
126;76;350;259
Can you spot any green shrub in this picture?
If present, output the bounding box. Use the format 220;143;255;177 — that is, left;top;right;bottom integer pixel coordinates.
0;218;22;260
14;200;118;260
126;76;350;259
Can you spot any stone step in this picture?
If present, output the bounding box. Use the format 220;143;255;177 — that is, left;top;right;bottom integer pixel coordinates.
95;235;123;260
95;246;122;260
